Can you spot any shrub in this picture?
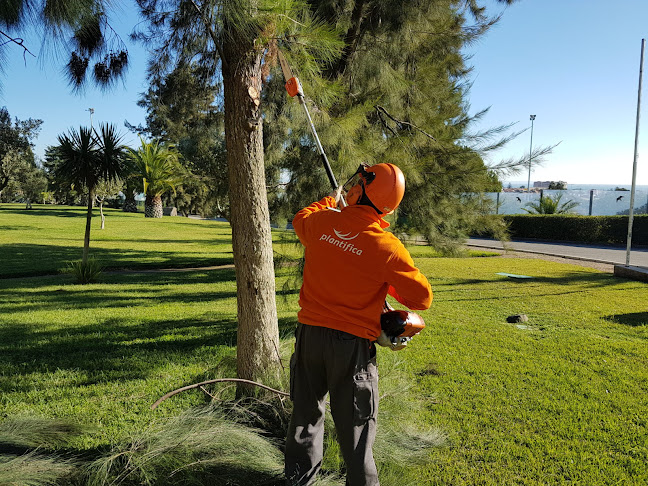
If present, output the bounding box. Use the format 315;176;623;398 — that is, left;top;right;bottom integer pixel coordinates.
66;258;103;284
522;193;579;214
499;214;648;245
473;214;648;245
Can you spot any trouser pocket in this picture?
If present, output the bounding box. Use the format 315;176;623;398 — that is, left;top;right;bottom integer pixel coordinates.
353;370;378;423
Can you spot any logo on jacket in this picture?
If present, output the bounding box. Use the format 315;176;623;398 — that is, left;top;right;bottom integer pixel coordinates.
320;229;363;255
333;229;359;241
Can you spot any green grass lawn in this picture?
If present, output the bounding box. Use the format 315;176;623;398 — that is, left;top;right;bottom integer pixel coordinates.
1;204;647;484
413;258;648;484
0;203;237;277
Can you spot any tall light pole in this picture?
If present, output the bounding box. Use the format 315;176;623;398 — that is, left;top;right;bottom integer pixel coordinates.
625;38;645;267
527;115;536;192
87;108;94;129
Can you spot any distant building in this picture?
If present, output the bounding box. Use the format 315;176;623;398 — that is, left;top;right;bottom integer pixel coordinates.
534;181;568;190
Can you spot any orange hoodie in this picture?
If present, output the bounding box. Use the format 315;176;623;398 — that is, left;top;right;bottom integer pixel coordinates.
292;196;433;340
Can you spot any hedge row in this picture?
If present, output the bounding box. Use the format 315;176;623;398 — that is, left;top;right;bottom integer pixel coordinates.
497;214;648;246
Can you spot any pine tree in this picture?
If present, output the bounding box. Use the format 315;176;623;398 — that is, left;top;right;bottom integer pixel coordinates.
132;62;229;218
133;0;342;389
0;107;43;198
0;1;131;92
264;0;532;253
5;1;535;388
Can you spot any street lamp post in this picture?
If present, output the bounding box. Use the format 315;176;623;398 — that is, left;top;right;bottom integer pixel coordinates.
87;108;94;129
527;115;536;192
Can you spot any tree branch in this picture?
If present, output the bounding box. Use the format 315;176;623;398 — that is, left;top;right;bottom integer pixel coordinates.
329;0;366;78
0;30;37;63
151;378;290;410
189;0;228;71
375;105;437;141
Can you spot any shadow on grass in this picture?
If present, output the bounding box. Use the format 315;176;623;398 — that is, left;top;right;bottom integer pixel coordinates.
0;313;240;389
530;271;621;287
446;270;621;288
0;243;235;278
105;237;235;245
0;268;246;387
0;268;301;389
435;271;638;302
0;207;86;218
158;465;284;486
604;312;648;327
0;270;240;315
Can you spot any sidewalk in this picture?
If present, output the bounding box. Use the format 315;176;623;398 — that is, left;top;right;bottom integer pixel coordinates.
466;238;648;268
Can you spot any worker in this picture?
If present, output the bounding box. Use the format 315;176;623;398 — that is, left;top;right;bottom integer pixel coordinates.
285;163;433;486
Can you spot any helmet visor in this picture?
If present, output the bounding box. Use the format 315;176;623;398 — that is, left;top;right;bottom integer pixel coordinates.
341;164;374;193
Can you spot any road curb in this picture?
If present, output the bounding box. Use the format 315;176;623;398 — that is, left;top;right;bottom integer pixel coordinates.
465;242;620;266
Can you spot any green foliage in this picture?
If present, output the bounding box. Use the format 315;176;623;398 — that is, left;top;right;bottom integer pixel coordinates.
53;124;126;262
126;138;184;198
0;417;81;486
0;106;43;196
0;1;130;92
15;159;48;208
502;214;648;245
132;62;229;217
132;0;528;250
0;417;83;449
126;138;185;218
261;1;527;250
66;257;103;284
94;177;124;205
42;146;80;205
84;406;284;485
54;124;125;194
0;452;76;486
523;192;579;214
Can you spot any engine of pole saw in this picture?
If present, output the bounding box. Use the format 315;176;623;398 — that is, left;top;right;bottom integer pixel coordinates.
379;310;425;351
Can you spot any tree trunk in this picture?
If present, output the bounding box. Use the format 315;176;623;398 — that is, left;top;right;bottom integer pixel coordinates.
330;0;366;77
123;188;138;213
145;195;163;218
222;29;281;392
83;189;94;265
100;199;105;229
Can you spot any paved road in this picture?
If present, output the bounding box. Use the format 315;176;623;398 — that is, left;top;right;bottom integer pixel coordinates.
467;238;648;268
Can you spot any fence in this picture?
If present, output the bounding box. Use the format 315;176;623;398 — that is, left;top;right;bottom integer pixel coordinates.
487;190;648;216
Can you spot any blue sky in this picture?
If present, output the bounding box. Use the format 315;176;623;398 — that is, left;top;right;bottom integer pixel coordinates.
467;0;648;187
2;0;648;187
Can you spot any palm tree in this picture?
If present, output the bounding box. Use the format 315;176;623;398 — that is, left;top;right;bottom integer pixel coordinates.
127;139;184;218
54;124;125;264
523;193;579;215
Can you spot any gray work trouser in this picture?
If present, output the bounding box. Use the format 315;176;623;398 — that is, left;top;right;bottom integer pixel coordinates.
285;323;379;486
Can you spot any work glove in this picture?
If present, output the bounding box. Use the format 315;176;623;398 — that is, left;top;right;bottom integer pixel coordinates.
376;330;409;351
328;185;345;205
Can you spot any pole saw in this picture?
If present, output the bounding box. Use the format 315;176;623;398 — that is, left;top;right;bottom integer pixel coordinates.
277;50;424;350
278;50;347;208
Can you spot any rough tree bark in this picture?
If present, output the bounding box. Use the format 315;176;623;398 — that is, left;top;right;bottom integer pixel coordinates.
145;195;163;218
222;27;281;390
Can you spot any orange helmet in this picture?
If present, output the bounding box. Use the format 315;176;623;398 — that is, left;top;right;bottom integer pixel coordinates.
344;163;405;214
